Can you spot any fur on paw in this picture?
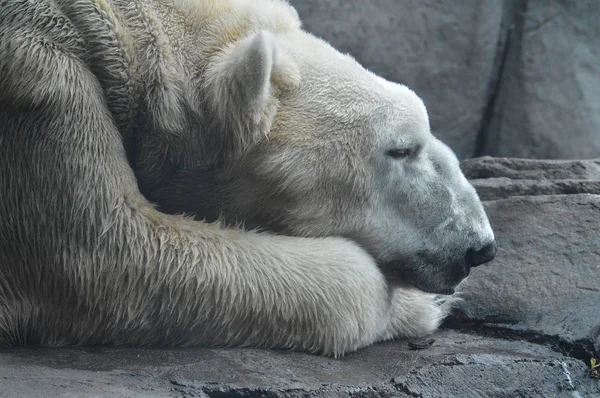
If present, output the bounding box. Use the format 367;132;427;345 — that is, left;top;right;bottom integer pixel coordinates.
380;287;462;341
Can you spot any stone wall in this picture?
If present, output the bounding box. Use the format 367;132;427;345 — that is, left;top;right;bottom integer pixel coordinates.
289;0;600;160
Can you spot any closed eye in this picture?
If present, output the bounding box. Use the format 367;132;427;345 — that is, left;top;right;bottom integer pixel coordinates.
386;148;412;159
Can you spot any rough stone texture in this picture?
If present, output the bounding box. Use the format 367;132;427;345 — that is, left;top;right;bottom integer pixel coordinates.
484;0;600;159
289;0;505;159
290;0;600;160
461;157;600;200
462;157;600;181
1;331;598;397
470;179;600;201
450;157;600;365
452;194;600;357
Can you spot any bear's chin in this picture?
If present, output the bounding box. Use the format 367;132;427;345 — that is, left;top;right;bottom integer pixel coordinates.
386;277;457;296
410;281;456;296
378;260;466;296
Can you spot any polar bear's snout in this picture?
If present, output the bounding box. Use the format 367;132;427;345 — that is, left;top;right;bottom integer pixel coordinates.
465;241;497;269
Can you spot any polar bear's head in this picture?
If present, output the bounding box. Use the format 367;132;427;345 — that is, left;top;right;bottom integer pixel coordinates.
156;5;496;295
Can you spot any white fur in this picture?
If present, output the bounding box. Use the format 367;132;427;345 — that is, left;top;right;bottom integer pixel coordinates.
0;0;492;356
215;14;496;294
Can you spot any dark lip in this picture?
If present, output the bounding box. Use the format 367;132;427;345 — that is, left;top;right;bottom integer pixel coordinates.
377;256;464;295
383;270;457;295
432;287;456;295
410;279;456;295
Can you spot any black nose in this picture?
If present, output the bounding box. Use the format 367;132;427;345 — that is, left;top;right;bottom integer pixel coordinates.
465;241;497;268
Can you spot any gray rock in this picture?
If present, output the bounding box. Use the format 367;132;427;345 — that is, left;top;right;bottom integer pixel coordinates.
461;157;600;200
1;331;598;397
392;355;597;398
462;157;600;181
470;178;600;201
289;0;505;159
451;194;600;359
482;0;600;159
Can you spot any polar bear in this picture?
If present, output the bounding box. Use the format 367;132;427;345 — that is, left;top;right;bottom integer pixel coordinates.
0;0;495;355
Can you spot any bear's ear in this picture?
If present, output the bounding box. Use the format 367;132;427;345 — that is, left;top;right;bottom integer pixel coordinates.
203;30;300;164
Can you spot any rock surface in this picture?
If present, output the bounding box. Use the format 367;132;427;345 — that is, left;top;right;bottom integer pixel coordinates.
290;0;600;160
484;0;600;159
1;331;598;397
461;157;600;181
449;157;600;358
450;194;600;358
462;157;600;200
